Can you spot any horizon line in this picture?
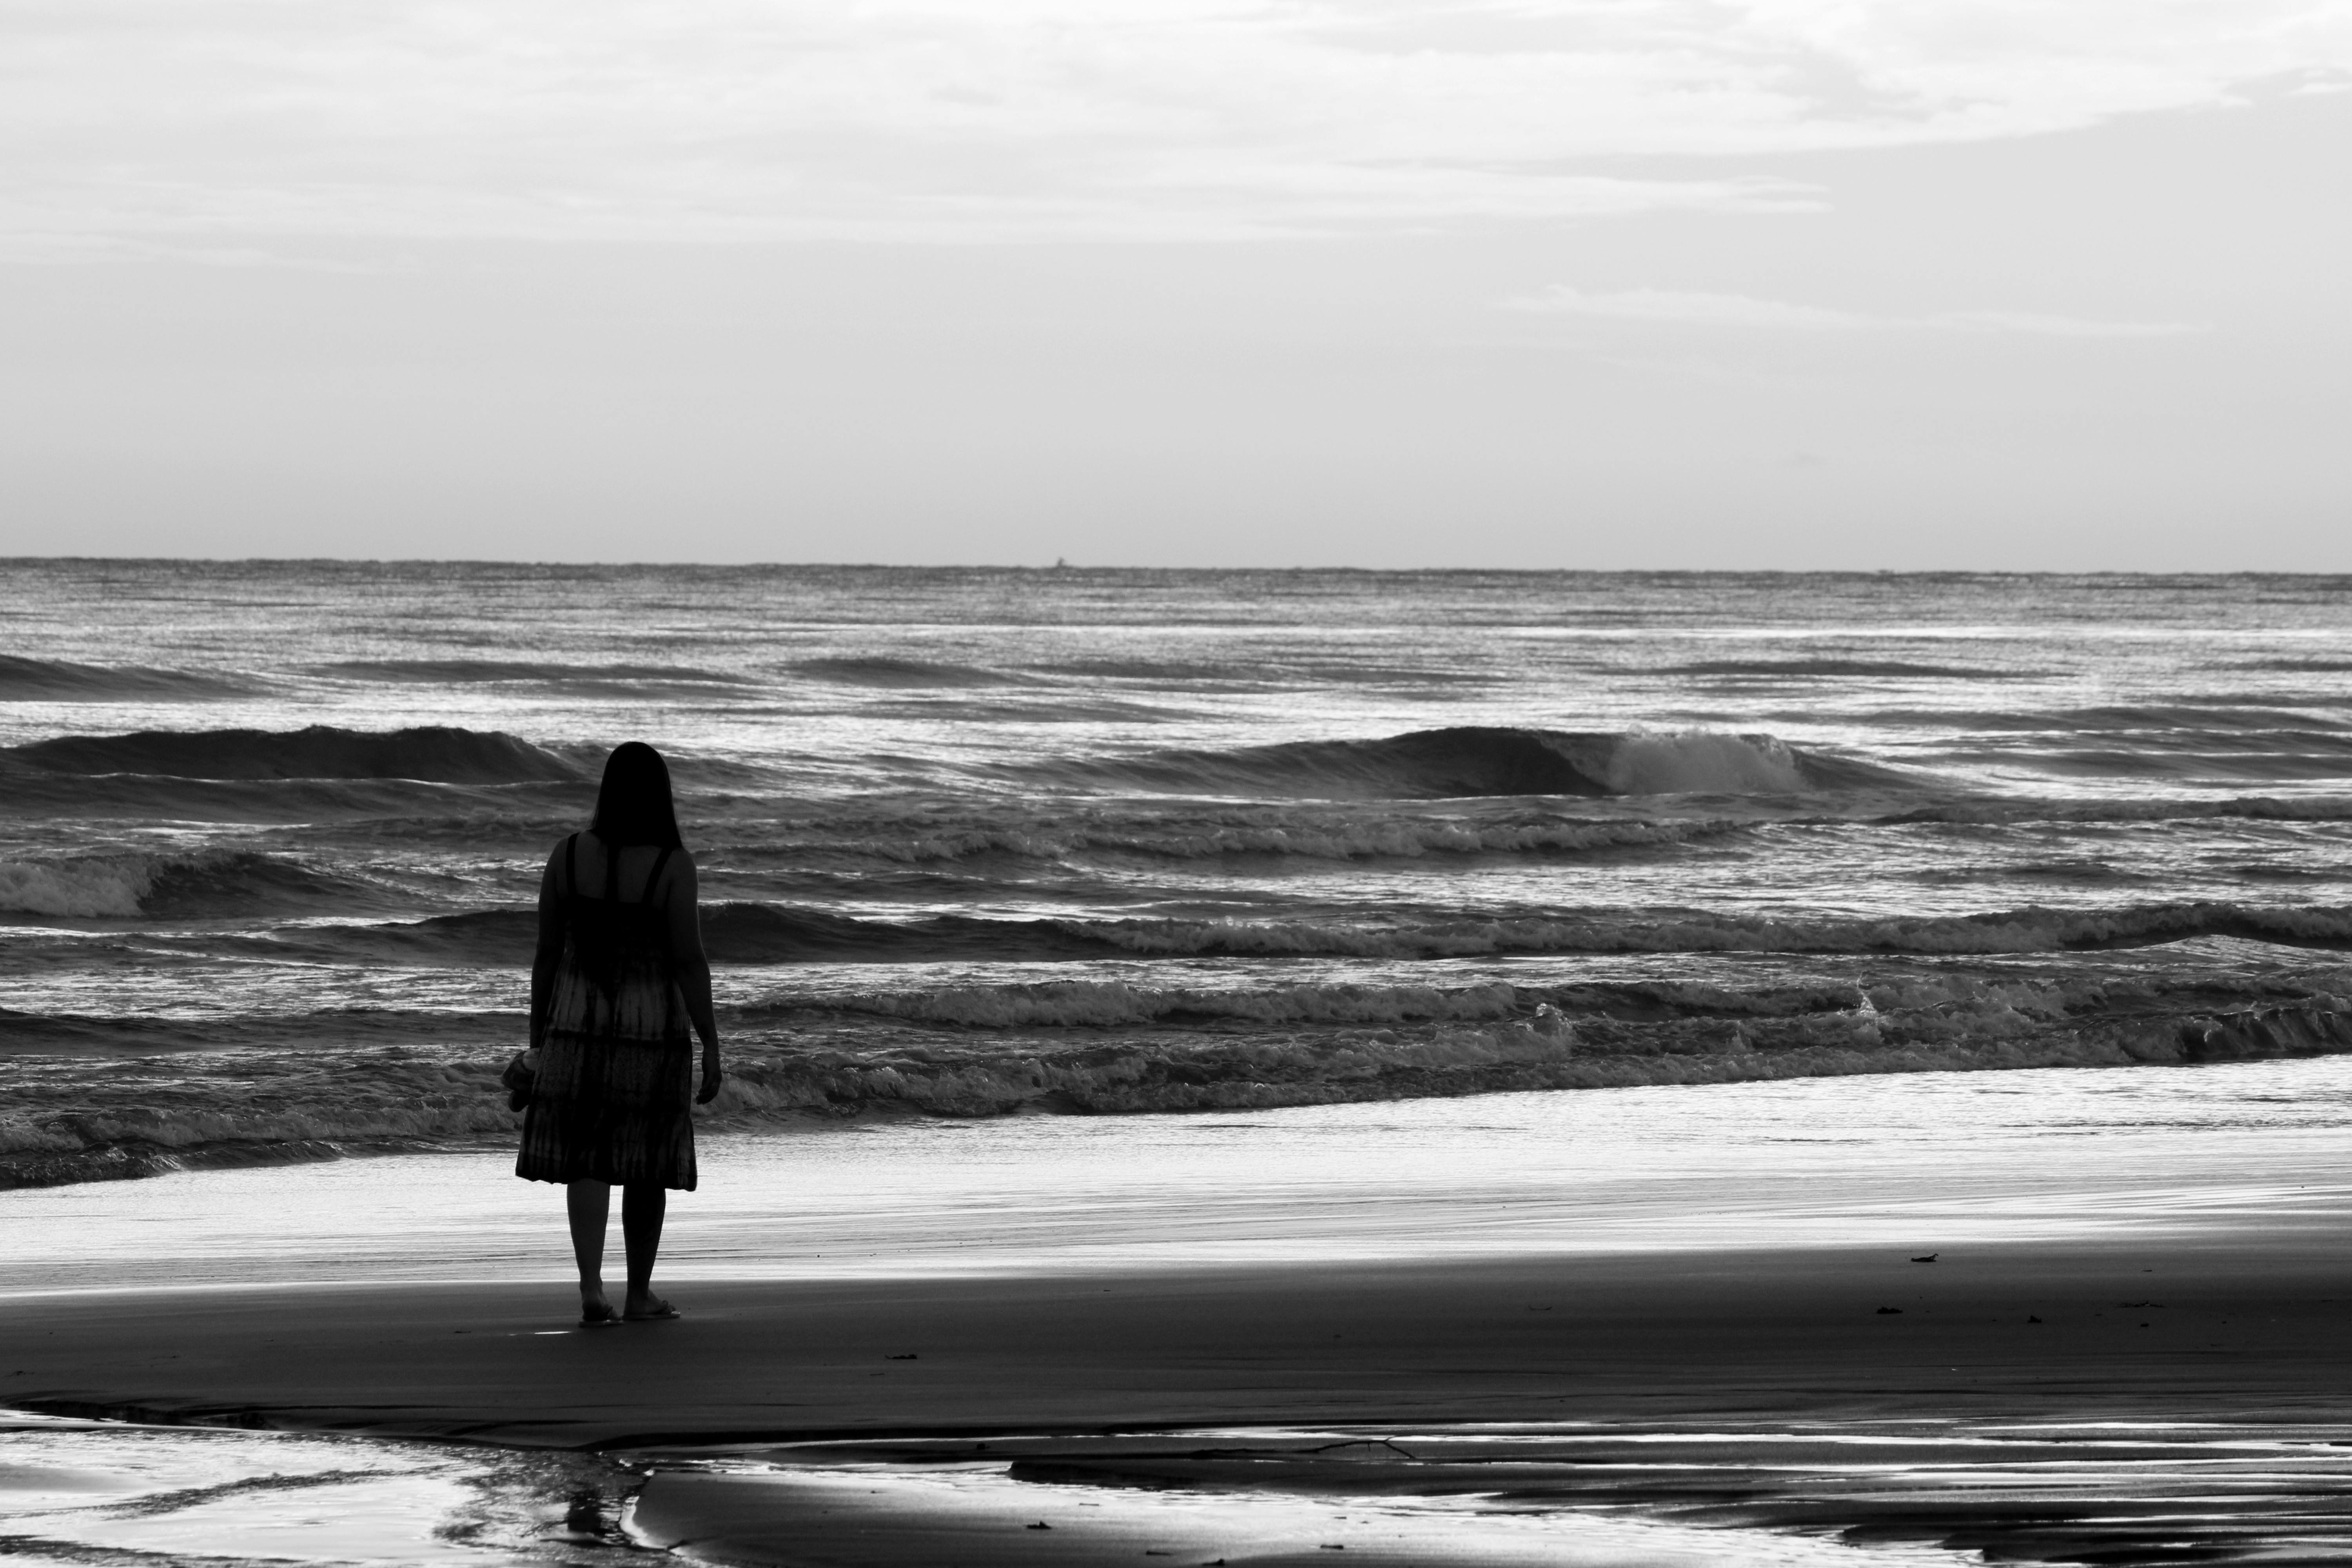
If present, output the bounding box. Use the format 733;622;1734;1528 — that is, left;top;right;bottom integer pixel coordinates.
14;552;2352;576
7;557;2352;580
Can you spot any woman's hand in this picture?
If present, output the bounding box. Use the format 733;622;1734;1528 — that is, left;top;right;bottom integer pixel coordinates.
697;1049;724;1105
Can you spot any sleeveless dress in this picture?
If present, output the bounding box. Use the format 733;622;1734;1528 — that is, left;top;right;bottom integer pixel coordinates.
515;834;697;1190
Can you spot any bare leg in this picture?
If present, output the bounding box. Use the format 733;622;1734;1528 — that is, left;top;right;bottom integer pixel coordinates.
567;1180;615;1319
621;1184;671;1317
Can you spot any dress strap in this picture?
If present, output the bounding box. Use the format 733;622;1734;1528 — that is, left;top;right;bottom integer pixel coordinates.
641;846;675;905
603;833;620;903
563;833;578;897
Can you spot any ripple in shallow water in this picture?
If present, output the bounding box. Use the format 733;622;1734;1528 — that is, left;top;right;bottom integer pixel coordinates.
0;1414;644;1568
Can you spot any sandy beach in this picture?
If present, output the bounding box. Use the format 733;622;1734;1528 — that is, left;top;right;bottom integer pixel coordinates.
14;1232;2352;1564
15;1235;2352;1443
15;1062;2352;1564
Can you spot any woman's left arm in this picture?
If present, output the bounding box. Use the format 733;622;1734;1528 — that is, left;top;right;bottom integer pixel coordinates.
664;852;724;1103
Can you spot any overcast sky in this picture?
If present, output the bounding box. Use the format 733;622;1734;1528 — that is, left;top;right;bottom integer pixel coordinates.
4;1;2348;568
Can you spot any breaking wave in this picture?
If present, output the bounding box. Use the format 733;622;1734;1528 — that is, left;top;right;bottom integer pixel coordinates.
2;726;581;784
0;768;590;824
1039;902;2352;960
254;904;1107;967
802;814;1751;867
0;655;252;701
0;1045;523;1189
700;997;2352;1123
255;897;2352;968
11;978;2352;1188
1034;727;1912;800
727;797;2352;867
0;850;374;920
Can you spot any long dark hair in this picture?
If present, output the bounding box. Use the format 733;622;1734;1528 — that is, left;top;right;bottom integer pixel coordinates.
589;742;684;849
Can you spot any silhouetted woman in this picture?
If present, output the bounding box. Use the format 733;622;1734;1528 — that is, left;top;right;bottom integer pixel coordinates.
516;742;722;1324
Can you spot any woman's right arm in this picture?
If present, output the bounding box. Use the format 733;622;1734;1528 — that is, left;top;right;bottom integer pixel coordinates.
528;844;565;1049
665;853;724;1103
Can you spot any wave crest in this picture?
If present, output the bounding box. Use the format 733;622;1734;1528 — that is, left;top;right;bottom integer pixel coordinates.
0;655;250;701
11;979;2352;1187
1054;902;2352;961
3;725;579;784
250;897;2352;968
1034;727;1908;800
1606;731;1802;794
0;850;368;920
0;855;153;918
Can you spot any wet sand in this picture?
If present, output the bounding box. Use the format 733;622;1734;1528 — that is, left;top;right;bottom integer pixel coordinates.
14;1232;2348;1446
14;1232;2352;1563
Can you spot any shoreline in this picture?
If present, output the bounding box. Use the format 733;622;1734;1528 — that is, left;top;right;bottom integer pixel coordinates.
15;1058;2352;1300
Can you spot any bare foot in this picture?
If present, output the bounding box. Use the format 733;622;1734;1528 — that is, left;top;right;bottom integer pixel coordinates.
580;1288;619;1325
623;1293;680;1321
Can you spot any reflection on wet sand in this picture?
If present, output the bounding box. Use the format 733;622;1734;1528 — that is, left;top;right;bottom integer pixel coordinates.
0;1414;639;1567
634;1419;2352;1565
20;1414;2352;1566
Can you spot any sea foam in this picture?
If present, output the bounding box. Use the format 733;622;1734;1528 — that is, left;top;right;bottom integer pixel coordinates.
10;985;2351;1188
0;850;370;920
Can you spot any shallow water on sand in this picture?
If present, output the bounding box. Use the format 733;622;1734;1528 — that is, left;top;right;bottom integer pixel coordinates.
0;1410;1967;1568
17;1411;2352;1566
0;1413;641;1567
627;1421;2352;1566
7;1055;2352;1294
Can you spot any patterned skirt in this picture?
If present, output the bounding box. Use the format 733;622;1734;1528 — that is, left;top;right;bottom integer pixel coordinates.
515;1031;696;1189
516;951;697;1189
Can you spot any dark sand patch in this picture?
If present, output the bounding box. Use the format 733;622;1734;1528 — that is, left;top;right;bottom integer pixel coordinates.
11;1234;2352;1561
12;1236;2347;1444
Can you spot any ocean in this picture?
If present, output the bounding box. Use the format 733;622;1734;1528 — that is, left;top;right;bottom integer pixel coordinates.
4;562;2351;1191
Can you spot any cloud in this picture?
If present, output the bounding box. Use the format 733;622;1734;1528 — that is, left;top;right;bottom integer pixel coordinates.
1506;285;2206;338
1;0;2348;246
1938;310;2208;339
1506;286;1873;330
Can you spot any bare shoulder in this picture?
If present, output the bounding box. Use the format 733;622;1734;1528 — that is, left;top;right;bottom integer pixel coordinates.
660;847;700;899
